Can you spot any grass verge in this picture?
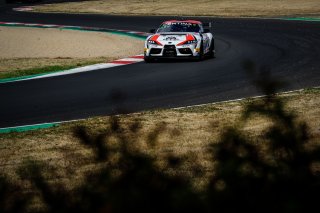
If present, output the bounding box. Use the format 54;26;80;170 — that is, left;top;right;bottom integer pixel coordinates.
32;0;320;18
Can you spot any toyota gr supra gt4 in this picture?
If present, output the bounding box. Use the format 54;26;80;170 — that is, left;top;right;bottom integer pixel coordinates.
144;20;215;62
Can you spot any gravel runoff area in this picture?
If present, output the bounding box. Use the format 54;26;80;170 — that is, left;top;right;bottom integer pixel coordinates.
0;26;144;73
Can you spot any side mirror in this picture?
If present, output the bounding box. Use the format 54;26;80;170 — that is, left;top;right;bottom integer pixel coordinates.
149;29;156;33
204;29;210;33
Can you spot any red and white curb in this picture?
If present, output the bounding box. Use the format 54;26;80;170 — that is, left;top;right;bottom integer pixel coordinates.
29;55;144;80
0;21;150;83
2;55;145;83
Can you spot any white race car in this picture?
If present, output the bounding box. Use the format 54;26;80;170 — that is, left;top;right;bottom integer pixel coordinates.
144;20;215;62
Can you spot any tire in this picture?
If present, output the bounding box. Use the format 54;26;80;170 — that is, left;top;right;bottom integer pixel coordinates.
196;42;204;61
208;39;215;58
144;56;154;63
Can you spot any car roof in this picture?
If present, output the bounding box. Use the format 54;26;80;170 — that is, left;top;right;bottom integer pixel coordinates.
162;20;202;25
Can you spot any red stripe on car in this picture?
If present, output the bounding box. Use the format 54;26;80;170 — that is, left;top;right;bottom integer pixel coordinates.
150;34;163;46
163;20;202;24
177;34;196;46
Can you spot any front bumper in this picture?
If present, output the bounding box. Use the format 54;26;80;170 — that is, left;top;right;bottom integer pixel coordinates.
144;44;200;58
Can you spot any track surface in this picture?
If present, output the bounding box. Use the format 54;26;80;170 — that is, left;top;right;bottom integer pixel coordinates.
0;5;320;128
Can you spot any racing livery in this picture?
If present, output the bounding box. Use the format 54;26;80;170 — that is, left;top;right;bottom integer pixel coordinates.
144;20;215;62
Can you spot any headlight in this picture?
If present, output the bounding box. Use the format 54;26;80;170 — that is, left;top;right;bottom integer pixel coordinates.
147;34;163;46
184;40;197;45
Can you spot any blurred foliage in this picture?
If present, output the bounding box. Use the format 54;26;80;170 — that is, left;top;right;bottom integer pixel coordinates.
207;61;320;213
1;61;320;212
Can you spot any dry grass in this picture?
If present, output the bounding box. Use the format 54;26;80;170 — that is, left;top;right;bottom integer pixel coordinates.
33;0;320;17
0;89;319;192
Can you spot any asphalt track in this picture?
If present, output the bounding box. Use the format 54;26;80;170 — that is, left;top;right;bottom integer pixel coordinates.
0;5;320;128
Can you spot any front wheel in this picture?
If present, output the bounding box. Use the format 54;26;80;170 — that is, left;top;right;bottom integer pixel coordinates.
196;42;204;61
144;56;154;63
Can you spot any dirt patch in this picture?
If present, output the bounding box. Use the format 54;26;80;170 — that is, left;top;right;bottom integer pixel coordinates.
32;0;320;17
0;26;143;74
0;26;143;59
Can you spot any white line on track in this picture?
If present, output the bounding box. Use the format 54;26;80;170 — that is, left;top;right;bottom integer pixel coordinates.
2;87;318;132
1;54;145;83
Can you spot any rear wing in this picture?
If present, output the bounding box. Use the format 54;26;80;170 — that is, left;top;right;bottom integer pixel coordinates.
203;22;213;32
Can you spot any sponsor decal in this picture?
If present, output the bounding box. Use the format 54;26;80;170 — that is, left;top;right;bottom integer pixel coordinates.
164;36;178;41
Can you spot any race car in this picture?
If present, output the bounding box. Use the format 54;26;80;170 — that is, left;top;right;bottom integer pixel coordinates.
144;20;215;62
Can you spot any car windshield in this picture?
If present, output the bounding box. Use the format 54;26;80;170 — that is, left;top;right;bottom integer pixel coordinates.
157;22;201;33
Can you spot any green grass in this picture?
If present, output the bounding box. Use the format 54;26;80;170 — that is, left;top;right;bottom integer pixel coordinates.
302;87;320;94
0;65;75;79
0;63;96;80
